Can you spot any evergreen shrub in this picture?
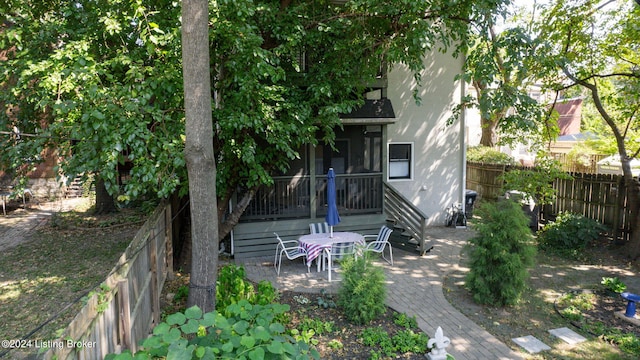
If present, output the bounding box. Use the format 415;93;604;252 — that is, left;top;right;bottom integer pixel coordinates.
465;200;536;306
537;212;606;259
337;255;386;325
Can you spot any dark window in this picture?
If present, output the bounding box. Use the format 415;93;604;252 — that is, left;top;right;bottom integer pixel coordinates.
389;143;412;180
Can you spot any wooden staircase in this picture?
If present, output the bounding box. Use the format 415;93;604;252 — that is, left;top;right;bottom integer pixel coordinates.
65;176;85;198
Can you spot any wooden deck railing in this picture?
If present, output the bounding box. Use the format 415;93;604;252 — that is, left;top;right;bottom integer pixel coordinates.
316;173;383;216
241;173;383;221
383;182;431;255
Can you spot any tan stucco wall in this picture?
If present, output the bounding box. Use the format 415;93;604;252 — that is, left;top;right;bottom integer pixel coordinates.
386;48;466;226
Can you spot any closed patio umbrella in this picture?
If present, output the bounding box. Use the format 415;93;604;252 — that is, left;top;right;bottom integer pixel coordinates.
325;168;341;237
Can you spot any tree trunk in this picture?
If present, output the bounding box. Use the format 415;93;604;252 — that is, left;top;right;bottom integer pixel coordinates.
182;0;218;312
479;118;497;147
94;176;117;214
218;188;256;240
621;157;640;260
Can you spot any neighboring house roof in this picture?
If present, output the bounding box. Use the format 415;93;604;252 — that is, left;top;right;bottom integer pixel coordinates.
553;98;582;136
555;131;597;142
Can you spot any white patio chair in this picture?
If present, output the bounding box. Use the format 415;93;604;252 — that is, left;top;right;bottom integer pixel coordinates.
363;225;393;265
308;222;330;270
309;222;330;234
324;242;358;281
273;233;309;276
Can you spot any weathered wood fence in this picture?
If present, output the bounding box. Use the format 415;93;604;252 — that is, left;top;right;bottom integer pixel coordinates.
42;201;174;360
466;162;631;241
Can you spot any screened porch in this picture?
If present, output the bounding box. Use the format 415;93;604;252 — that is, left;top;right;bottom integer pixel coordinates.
239;125;384;222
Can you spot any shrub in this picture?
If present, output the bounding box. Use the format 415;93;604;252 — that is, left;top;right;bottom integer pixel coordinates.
337;255;386;325
466;146;516;165
105;302;319;360
465;200;536;306
537;212;606;259
216;264;279;313
601;276;627;294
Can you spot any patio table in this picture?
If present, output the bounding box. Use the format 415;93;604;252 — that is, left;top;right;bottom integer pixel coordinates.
298;232;365;273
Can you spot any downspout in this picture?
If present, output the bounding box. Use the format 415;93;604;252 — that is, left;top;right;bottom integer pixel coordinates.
459;55;468;215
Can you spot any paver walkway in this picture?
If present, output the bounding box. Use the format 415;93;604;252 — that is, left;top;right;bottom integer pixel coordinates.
237;227;525;360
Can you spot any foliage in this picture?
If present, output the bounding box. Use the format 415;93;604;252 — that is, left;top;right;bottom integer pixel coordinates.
105;302;320;360
1;0;185;200
537;212;606;259
465;200;536;306
603;331;640;356
216;264;279;312
566;142;603;171
500;155;571;205
466;146;516;165
1;0;516;235
455;21;554;148
316;289;336;309
393;313;418;329
531;1;640;256
601;277;627;294
557;291;595;317
337;255;386;325
360;325;429;358
298;317;335;336
173;285;189;303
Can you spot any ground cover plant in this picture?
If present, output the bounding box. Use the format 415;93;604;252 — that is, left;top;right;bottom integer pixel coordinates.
0;199;145;359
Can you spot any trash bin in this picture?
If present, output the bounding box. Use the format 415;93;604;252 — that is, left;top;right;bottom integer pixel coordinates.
503;190;539;230
465;190;478;218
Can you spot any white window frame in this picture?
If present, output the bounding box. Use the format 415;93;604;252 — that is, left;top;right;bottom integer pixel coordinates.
388;142;413;181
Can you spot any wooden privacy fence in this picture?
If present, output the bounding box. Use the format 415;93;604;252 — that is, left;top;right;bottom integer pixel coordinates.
466;162;512;200
466;162;631;241
550;172;630;241
42;202;173;360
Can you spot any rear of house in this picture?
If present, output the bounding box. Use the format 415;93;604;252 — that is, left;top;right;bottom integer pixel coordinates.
230;49;468;259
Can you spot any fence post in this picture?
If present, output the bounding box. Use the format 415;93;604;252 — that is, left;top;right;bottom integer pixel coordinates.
117;279;133;352
613;175;624;244
165;205;174;280
150;227;161;326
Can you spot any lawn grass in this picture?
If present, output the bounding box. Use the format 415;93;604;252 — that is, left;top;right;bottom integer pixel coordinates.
0;203;144;351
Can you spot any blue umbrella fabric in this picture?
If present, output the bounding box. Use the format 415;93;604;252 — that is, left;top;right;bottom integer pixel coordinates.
325;168;341;237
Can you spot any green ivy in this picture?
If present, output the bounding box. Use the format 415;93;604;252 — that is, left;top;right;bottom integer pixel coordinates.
105;301;320;360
